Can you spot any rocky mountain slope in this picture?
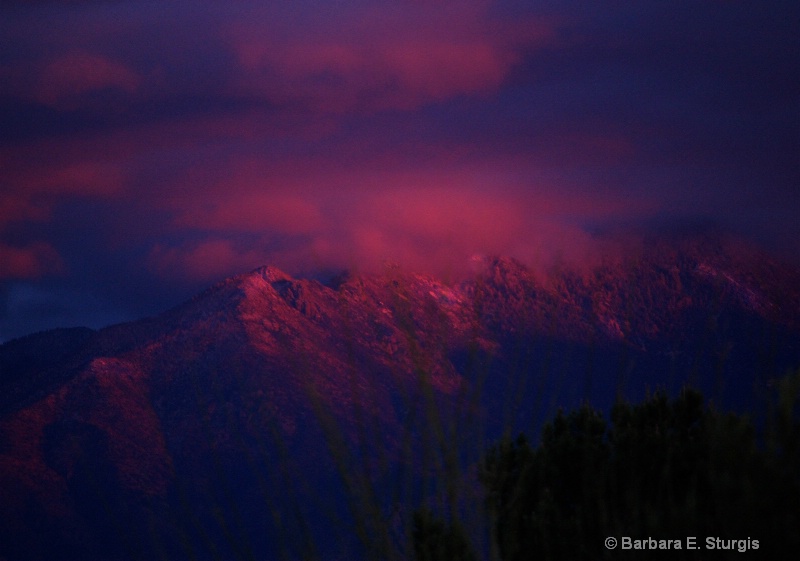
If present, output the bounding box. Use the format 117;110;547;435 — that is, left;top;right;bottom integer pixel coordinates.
1;233;798;560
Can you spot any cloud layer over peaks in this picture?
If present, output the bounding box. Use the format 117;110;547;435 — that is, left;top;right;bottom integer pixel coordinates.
1;0;798;340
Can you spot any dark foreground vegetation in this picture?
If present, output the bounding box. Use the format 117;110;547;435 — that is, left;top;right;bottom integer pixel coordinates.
413;372;800;560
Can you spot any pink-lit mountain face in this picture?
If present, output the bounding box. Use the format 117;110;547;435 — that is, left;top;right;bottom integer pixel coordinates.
1;235;799;560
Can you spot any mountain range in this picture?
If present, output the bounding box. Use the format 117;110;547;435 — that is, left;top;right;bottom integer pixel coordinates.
1;232;799;560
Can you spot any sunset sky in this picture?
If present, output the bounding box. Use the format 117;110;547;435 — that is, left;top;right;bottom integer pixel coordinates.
1;0;798;341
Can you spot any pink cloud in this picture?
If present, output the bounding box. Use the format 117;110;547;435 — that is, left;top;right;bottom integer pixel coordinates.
0;194;49;225
252;37;516;111
134;142;664;281
168;160;325;235
19;161;126;198
146;181;578;282
330;187;601;277
227;4;556;112
363;188;522;244
0;156;127;238
383;40;513;101
35;51;140;109
176;194;323;235
147;240;271;283
0;100;661;285
0;242;62;280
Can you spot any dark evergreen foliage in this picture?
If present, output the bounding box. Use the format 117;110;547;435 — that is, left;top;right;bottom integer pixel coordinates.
415;374;800;560
412;508;476;561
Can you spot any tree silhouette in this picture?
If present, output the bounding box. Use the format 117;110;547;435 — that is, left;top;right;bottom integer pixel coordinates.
414;373;800;560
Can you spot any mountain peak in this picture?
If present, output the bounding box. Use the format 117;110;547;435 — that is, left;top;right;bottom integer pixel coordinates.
2;241;800;561
467;254;534;284
248;264;294;284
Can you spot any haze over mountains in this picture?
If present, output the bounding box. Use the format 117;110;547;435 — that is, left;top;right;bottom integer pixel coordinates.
1;233;799;560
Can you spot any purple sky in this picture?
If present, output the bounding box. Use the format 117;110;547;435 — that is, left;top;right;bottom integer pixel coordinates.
1;0;798;342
